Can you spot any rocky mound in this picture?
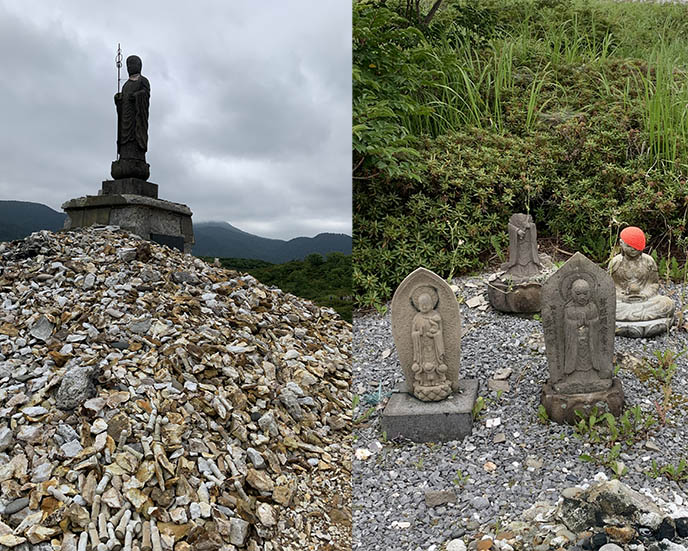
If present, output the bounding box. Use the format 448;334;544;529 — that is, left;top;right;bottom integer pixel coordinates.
0;227;352;551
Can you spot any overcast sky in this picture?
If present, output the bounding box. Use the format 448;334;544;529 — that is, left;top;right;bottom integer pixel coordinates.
0;1;351;239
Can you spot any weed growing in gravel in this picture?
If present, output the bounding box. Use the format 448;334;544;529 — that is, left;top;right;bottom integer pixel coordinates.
537;404;550;424
575;406;657;477
580;443;628;479
574;406;656;447
620;349;685;425
452;470;471;487
353;407;376;425
472;396;486;419
647;458;688;482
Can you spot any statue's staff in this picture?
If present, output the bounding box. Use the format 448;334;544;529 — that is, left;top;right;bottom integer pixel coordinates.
115;44;122;159
116;43;122;93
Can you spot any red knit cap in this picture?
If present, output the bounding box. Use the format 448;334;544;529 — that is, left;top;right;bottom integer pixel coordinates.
620;226;646;251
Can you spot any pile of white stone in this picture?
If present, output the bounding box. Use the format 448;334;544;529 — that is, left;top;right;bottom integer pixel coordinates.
0;227;352;551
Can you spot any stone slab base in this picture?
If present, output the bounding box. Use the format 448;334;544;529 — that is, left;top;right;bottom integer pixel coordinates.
541;378;624;424
381;379;479;443
615;318;673;338
486;278;542;313
62;193;194;253
101;178;158;199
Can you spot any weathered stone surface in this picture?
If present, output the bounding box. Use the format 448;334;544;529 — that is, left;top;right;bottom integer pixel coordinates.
503;213;544;278
0;427;12;452
541;379;624;424
541;252;621;422
391;267;461;401
424;490;457;507
609;227;675;337
62;194;194;253
229;518;250;546
487;278;542;313
55;365;99;410
487;215;557;314
558;480;663;532
381;379;478;442
102;178;158;198
29;315;54;342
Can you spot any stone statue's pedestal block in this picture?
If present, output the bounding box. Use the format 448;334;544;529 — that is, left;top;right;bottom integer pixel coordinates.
62;193;194;253
381;379;478;443
541;378;624;424
487;278;542;313
102;178;158;198
616;318;672;338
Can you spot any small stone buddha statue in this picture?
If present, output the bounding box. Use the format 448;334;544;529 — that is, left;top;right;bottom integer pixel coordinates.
608;226;675;337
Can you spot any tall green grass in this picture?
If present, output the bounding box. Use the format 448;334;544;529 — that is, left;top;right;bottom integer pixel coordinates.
639;42;688;169
366;0;688;168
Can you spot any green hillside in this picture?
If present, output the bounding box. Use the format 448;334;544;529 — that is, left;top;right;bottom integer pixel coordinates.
208;253;352;322
354;0;688;308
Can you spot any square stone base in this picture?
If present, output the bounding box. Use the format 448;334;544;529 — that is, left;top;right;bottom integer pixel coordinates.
62;193;194;253
101;178;158;198
541;378;624;424
380;379;479;443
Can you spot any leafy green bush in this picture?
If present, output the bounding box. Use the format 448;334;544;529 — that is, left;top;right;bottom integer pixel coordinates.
213;254;352;322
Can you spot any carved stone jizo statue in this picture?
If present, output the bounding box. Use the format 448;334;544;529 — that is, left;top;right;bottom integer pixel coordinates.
391;268;461;401
410;288;452;401
112;55;151;181
541;252;623;423
487;213;553;313
504;213;542;278
609;227;675;338
382;267;478;442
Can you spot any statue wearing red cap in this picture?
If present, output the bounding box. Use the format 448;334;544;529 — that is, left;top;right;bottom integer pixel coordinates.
608;227;674;337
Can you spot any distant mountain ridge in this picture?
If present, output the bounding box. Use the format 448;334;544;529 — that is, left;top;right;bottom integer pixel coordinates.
0;201;351;262
0;201;67;241
192;221;352;262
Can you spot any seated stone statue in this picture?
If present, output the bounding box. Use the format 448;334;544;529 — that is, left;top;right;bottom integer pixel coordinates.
608;226;675;337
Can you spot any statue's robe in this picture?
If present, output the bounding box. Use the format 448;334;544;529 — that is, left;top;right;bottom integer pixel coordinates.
563;300;601;376
116;75;150;161
503;214;542;278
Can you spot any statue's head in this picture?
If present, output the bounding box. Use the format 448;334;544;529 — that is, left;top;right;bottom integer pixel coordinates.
571;278;590;306
126;55;142;75
418;293;433;313
620;226;645;259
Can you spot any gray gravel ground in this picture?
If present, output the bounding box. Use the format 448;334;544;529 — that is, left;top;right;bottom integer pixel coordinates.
352;274;688;551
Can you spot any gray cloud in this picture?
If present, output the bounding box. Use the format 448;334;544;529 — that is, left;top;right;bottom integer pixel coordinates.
0;0;351;239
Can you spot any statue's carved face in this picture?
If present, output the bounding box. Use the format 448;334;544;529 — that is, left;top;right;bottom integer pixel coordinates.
418;293;433;313
620;240;642;259
571;279;590;306
126;55;142;75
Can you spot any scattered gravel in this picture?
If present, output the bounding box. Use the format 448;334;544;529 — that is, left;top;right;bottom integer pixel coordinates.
353;274;688;551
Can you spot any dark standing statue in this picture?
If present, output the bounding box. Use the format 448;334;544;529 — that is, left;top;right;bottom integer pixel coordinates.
112;55;150;181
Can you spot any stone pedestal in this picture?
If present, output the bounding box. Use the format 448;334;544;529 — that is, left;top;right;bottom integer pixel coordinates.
381;379;479;442
487;279;542;313
63;181;193;253
615;318;673;338
101;178;158;198
541;378;624;424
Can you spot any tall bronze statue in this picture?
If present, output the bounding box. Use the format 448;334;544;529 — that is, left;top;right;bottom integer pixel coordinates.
112;55;150;181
